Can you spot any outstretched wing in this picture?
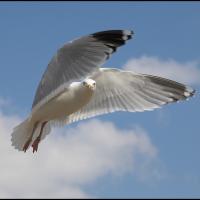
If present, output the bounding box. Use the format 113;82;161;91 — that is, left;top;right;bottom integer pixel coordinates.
65;68;195;124
32;30;133;112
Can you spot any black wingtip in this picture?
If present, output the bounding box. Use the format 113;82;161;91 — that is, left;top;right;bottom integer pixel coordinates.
91;29;134;44
91;29;134;36
184;87;196;98
91;29;134;57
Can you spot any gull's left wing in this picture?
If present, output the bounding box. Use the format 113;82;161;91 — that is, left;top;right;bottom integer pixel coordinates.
32;30;133;112
63;68;195;125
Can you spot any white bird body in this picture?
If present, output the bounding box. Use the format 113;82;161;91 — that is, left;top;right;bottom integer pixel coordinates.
30;81;94;122
10;30;195;153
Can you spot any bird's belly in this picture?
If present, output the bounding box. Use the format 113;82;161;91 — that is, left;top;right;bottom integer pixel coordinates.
31;88;93;121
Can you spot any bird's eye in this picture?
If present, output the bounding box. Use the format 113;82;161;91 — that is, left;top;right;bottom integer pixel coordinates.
93;82;96;86
83;81;86;86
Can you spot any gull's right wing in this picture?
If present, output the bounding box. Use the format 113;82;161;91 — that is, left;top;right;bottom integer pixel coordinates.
32;30;134;112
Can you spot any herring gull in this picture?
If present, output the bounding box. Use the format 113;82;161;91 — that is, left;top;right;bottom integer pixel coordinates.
11;30;195;153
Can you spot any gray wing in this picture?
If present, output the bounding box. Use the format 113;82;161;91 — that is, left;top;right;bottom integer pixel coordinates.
64;68;195;124
32;30;133;112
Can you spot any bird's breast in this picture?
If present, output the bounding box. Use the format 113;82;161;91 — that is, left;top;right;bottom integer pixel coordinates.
31;85;94;121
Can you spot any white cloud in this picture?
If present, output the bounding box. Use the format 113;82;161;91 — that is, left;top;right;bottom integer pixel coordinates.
123;55;200;85
0;108;158;198
3;55;194;197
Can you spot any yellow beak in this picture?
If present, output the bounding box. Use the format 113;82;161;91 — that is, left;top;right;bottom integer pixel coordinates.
88;84;93;90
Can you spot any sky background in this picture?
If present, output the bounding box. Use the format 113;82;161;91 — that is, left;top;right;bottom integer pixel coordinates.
0;2;200;198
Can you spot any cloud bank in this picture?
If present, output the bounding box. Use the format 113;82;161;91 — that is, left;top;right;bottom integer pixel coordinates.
123;56;200;86
0;108;157;198
1;55;198;197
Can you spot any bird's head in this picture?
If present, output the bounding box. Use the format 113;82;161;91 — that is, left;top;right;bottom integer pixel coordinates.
82;79;96;90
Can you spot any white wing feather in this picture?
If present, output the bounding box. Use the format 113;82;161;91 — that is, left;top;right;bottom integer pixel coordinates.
32;30;133;113
63;68;195;124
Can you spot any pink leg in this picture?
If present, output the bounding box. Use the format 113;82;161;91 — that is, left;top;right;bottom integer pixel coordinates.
23;122;39;153
23;138;32;153
32;121;48;153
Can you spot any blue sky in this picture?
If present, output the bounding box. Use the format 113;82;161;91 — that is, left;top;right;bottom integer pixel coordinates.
0;2;200;198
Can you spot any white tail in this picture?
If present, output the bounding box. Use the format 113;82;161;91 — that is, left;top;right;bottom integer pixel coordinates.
11;118;51;152
11;118;33;151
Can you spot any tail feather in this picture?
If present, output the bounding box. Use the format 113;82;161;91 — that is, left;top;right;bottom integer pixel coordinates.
11;119;32;151
11;118;51;152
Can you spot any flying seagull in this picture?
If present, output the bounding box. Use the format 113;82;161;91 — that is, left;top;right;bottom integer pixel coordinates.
11;30;195;153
